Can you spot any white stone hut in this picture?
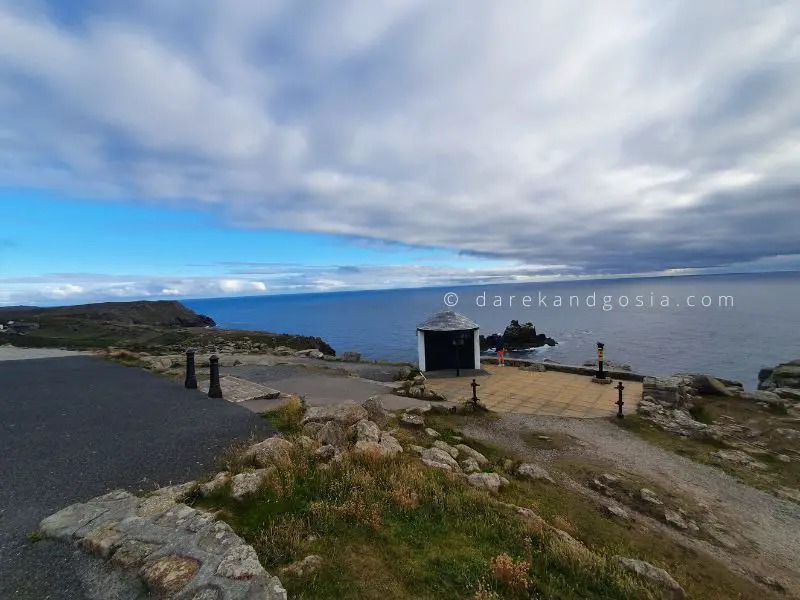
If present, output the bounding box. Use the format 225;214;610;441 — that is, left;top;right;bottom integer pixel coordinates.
416;310;480;372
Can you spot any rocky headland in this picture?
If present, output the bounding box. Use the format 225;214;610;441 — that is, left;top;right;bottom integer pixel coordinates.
479;320;557;351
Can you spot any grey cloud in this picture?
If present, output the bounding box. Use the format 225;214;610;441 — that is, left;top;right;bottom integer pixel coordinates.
0;0;799;282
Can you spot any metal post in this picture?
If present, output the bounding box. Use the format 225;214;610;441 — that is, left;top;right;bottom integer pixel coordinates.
615;381;625;418
208;355;223;399
184;349;198;390
471;378;480;409
596;342;605;380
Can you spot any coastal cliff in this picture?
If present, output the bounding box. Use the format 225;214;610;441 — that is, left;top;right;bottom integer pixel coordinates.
0;300;336;355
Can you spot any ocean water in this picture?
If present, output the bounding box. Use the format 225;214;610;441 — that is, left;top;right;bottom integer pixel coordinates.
185;272;800;390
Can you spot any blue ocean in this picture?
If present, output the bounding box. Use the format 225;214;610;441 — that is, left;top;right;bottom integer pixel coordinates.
185;272;800;390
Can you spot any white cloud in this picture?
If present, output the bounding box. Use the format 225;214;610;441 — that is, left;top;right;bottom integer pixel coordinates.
0;0;798;281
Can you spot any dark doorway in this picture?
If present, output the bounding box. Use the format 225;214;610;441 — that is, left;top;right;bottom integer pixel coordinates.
424;331;475;371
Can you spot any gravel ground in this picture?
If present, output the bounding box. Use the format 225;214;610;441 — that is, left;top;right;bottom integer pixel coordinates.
461;413;800;593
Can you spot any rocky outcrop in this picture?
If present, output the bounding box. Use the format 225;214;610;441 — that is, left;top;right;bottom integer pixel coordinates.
38;488;286;600
467;472;509;492
516;463;555;484
479;320;556;351
758;359;800;391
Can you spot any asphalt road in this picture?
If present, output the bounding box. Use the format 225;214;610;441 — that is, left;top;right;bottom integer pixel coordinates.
0;355;275;599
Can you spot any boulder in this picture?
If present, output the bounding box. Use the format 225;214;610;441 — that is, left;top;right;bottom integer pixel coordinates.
614;557;685;599
361;396;389;428
516;463;555;484
425;428;441;438
354;419;381;444
199;472;231;497
316;421;346;448
432;440;459;458
737;390;789;409
400;414;425;429
467;472;509;493
663;509;688;530
607;505;629;520
302;401;368;428
776;428;800;440
420;447;460;470
302;422;324;438
315;445;337;462
405;404;432;416
341;351;362;362
296;435;317;451
231;469;272;500
642;376;695;409
421;458;453;471
379;433;403;457
244;437;294;468
461;457;480;473
455;444;488;466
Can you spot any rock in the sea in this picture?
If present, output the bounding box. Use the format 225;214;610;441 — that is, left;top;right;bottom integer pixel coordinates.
758;360;800;391
455;444;488;466
516;463;555;484
302;401;368;427
613;556;686;599
467;472;509;493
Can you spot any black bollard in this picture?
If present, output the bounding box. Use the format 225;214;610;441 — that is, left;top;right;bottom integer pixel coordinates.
184;349;198;390
596;342;605;380
208;355;223;399
615;381;625;418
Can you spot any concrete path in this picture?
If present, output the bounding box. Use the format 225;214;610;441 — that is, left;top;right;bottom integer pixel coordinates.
0;346;86;361
0;356;275;600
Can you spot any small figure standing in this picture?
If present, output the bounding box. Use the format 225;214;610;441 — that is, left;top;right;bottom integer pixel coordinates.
497;345;505;367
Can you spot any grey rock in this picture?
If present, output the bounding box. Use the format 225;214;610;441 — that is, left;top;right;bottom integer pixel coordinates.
315;445;337;461
640;488;663;505
420;458;453;471
424;428;441;438
607;505;629;519
231;469;271;500
216;544;266;579
664;509;688;530
302;401;368;427
244;437;294;468
355;419;381;444
420;447;460;470
316;421;346;448
461;457;480;473
400;413;425;428
613;556;686;599
361;396;389;428
432;440;459;458
455;444;488;466
379;433;403;456
516;463;555;484
280;554;323;577
467;472;507;492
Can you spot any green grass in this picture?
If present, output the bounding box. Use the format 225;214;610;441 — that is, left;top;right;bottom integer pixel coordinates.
25;531;42;544
187;413;777;600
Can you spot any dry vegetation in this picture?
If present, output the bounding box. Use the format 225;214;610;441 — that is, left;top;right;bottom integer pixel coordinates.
182;405;779;600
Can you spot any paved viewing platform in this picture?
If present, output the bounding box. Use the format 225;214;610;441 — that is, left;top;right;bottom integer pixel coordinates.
426;363;642;418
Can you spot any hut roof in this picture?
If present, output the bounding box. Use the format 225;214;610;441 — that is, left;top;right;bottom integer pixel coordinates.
416;310;479;332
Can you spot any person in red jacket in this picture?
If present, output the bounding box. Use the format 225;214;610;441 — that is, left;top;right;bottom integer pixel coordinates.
497;345;505;367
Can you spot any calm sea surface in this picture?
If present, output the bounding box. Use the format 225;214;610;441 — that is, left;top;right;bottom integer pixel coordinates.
185;272;800;389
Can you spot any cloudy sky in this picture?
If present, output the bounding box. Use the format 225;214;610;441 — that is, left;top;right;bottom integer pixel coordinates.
1;0;799;304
